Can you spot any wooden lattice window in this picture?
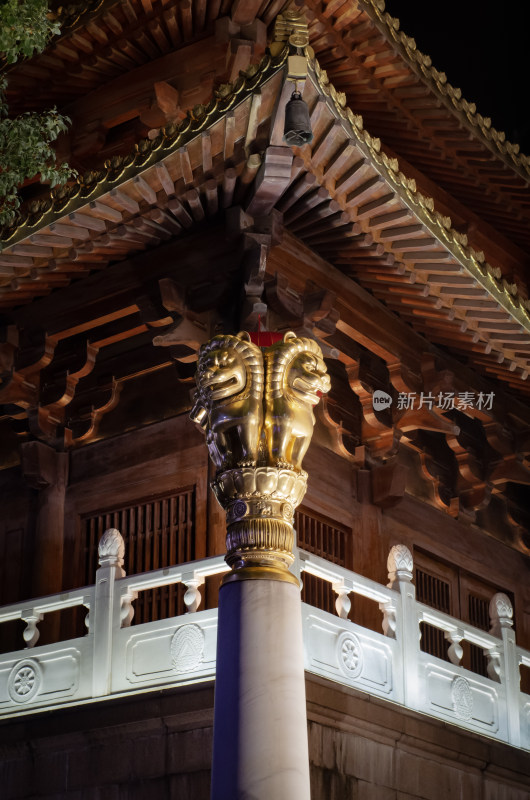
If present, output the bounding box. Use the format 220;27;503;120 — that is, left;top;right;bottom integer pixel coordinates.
295;508;349;616
416;566;452;662
467;593;490;677
415;549;513;677
461;574;510;678
81;488;196;624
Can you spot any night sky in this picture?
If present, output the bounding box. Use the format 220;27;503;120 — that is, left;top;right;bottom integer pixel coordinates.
383;1;530;153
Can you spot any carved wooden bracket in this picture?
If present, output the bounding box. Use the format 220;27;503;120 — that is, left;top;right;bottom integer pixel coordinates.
370;460;409;508
225;206;285;331
21;440;68;491
246;146;294;217
0;329;57;416
64;378;122;447
139;81;186;132
151;278;218;360
265;274;339;341
215;15;267;84
0;325;18;376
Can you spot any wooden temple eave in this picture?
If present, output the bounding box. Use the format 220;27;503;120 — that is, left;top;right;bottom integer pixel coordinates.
3;0;286;117
4;0;529;262
1;36;530;545
278;59;530;395
302;0;530;257
6;0;527;181
4;0;529;280
0;53;287;288
1;45;530;394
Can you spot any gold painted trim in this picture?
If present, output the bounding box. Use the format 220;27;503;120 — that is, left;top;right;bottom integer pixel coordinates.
221;565;300;586
358;0;530;178
0;48;288;248
308;58;530;334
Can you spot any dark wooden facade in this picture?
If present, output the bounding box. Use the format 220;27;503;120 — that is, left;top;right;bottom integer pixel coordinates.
1;1;530;797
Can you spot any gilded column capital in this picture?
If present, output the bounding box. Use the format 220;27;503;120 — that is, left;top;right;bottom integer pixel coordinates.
191;331;330;582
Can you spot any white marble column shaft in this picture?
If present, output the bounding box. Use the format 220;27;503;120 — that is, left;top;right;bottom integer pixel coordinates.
211;577;311;800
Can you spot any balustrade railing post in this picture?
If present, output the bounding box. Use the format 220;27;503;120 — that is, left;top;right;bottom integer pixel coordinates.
182;571;205;613
332;580;351;620
489;592;520;747
21;609;43;649
445;628;464;666
91;528;126;697
385;544;420;710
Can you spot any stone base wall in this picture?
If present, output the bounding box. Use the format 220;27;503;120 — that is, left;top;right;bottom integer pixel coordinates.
0;684;214;800
307;676;530;800
1;677;529;799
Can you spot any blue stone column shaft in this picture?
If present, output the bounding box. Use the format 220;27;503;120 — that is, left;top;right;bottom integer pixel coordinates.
210;576;311;800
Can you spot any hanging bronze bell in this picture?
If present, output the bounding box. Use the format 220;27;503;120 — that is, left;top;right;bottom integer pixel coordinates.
283;90;313;147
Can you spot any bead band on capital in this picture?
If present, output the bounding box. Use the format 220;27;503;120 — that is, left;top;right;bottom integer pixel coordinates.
227;497;294;525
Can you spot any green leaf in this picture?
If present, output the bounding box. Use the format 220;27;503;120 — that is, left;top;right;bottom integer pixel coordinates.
0;2;75;228
0;0;58;63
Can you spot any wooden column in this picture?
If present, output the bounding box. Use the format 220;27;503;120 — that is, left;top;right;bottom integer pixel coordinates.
21;441;69;640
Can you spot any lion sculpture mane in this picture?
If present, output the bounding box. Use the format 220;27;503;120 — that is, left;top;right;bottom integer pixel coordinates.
264;332;331;470
190;332;264;471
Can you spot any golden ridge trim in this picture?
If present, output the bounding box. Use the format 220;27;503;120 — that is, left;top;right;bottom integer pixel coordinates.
360;0;530;176
0;48;288;247
310;58;530;332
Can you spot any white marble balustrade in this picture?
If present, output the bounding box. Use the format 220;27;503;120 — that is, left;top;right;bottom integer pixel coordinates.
0;530;529;752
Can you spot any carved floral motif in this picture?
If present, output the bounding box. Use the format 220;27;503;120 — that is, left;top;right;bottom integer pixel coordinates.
171;624;205;673
490;592;513;624
8;659;42;704
387;544;413;586
451;676;473;720
489;592;514;637
337;631;363;679
98;528;125;566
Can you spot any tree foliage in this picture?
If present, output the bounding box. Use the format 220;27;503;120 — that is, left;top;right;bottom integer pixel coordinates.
0;0;60;63
0;0;74;227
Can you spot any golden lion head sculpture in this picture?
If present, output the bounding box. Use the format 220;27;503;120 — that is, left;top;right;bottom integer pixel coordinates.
190;331;330;473
264;332;331;469
190;332;264;470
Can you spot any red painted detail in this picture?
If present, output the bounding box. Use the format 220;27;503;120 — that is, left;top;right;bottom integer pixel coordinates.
249;331;284;346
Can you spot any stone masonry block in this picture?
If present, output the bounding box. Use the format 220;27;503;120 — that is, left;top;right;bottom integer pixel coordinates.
67;744;93;791
31;745;68;796
358;780;397;800
80;786;121;800
167;728;212;774
457;766;484;800
0;754;32;799
310;766;357;800
395;748;466;800
69;735;133;790
169;770;210;800
308;722;337;771
130;733;166;780
123;777;169;800
484;780;530;800
396;793;425;800
401;718;487;766
339;731;395;787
